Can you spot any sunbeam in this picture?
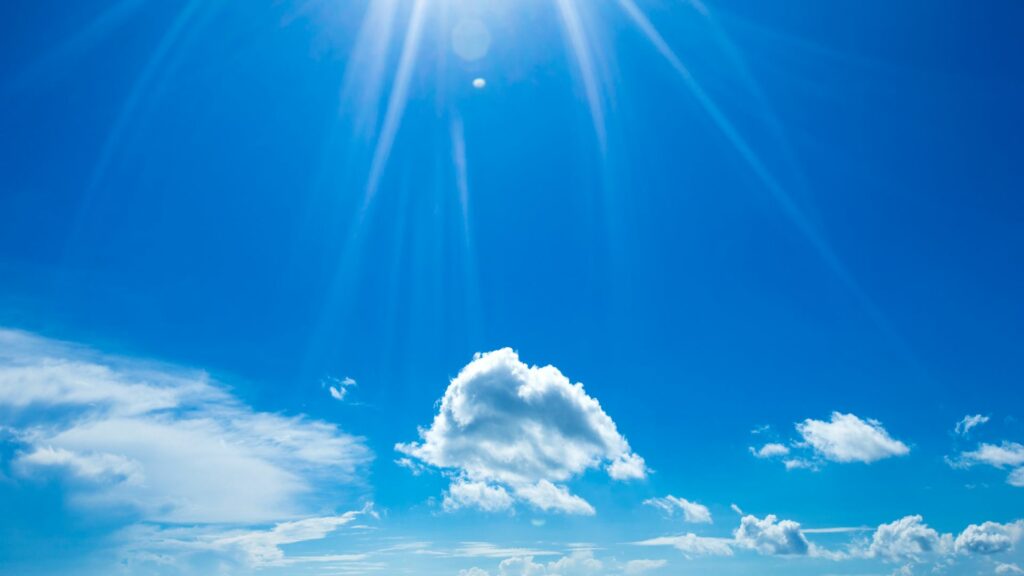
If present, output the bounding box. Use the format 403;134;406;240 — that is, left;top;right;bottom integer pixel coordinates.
616;0;926;372
554;0;608;151
364;0;428;207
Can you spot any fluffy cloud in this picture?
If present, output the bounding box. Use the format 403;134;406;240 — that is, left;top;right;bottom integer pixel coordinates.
513;480;596;515
622;559;667;574
643;495;712;524
396;349;646;514
954;521;1024;555
734;514;810;556
997;563;1024;574
955;414;989;436
635;513;813;558
866;516;951;562
749;443;789;459
957;443;1024;468
796;412;909;463
949;442;1024;487
0;329;371;524
444;480;515;513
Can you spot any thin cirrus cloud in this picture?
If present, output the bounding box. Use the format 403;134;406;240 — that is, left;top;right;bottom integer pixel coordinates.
751;412;909;469
395;348;647;515
955;414;990;436
0;328;372;524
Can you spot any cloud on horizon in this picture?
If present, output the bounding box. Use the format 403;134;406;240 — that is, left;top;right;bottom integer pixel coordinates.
0;328;373;524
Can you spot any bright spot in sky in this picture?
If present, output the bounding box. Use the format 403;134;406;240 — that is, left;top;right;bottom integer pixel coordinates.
473;78;486;89
452;18;491;61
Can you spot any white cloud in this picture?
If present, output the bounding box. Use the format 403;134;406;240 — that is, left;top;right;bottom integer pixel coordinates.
514;480;596;515
212;506;372;566
327;376;357;402
866;515;951;562
954;521;1024;555
634;534;734;558
623;559;667;574
949;442;1024;487
958;443;1024;468
0;328;371;524
796;412;909;464
546;549;603;574
460;569;492;576
497;550;603;576
734;514;810;556
643;495;712;524
607;452;648;480
955;414;990;436
997;563;1024;574
444;480;514;513
18;445;144;485
500;556;547;576
749;443;789;459
118;505;375;569
783;458;817;471
396;349;646;514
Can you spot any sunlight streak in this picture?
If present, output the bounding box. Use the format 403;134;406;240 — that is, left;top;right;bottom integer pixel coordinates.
616;0;907;350
340;0;401;138
364;0;429;207
554;0;607;151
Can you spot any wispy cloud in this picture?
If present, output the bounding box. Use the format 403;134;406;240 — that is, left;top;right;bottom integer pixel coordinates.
0;328;372;524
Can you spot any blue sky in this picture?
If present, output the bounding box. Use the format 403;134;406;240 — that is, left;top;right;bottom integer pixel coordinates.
1;0;1024;574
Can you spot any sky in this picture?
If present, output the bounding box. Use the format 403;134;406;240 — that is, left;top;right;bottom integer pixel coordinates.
1;0;1023;575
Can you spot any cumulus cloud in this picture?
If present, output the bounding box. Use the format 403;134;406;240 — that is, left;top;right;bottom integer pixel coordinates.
396;349;646;514
0;328;371;524
460;569;492;576
513;480;596;515
949;442;1024;487
635;513;814;558
643;495;712;524
865;516;951;562
796;412;909;464
955;414;989;436
954;521;1024;555
444;480;514;513
997;563;1024;574
749;443;789;459
734;514;810;556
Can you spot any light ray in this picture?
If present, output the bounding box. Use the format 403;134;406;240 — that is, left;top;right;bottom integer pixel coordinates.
616;0;904;346
554;0;607;151
364;0;429;207
340;0;401;138
0;0;147;101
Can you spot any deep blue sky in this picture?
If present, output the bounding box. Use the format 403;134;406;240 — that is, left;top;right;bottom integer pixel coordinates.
1;1;1023;575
